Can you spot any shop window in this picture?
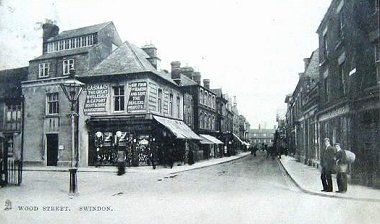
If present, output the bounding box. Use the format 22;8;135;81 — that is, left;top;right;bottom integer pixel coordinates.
5;104;22;130
47;93;59;115
113;86;125;112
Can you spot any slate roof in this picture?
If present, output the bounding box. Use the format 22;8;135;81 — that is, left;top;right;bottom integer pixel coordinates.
85;41;177;85
47;21;112;42
31;47;91;61
178;74;198;86
0;67;28;98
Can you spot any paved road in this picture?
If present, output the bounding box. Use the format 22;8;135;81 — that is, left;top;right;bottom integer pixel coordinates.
1;151;379;224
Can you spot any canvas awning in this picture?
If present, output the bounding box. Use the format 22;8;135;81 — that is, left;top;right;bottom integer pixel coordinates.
232;133;244;144
200;134;224;145
153;116;201;140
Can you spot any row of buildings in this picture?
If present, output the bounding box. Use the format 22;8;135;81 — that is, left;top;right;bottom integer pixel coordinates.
285;0;379;187
0;21;251;177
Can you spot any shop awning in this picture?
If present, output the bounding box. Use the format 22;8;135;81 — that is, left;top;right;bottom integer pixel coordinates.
200;134;224;145
232;133;244;144
153;116;201;140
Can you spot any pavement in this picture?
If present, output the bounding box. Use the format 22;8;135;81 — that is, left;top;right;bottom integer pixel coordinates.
22;152;252;175
8;151;380;203
278;155;380;202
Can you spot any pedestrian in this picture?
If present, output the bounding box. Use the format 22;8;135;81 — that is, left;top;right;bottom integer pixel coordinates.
335;143;348;193
188;148;194;165
320;138;336;192
117;149;126;176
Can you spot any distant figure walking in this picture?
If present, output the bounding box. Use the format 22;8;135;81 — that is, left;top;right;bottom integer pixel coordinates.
335;143;348;193
188;149;194;165
320;138;336;192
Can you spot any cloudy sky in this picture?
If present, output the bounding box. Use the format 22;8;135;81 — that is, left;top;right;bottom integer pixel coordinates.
0;0;332;128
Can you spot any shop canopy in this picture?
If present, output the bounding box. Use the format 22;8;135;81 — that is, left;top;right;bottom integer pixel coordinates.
153;116;201;140
232;133;245;144
200;134;224;145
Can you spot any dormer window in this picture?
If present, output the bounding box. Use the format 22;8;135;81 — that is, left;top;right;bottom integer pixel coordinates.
46;33;97;53
39;63;50;78
63;59;75;75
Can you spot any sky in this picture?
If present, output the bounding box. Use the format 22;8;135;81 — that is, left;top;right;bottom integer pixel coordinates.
0;0;332;129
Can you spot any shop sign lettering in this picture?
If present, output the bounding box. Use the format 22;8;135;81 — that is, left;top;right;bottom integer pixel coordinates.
319;105;349;122
127;82;147;112
84;84;109;114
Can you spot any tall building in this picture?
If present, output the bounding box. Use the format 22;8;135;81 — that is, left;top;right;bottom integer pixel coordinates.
316;0;379;186
22;22;200;167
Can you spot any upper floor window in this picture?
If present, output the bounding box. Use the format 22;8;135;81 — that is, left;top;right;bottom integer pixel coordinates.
169;94;173;116
340;62;346;95
47;93;59;115
176;96;181;118
200;89;203;104
46;33;97;53
113;86;125;112
39;63;50;78
323;34;328;58
63;59;75;75
338;11;344;36
158;89;163;113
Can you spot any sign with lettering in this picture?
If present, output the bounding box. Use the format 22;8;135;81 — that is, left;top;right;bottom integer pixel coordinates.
84;84;109;114
127;81;147;112
319;105;349;122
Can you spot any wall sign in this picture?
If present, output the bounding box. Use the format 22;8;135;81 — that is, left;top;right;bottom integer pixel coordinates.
127;81;147;112
84;84;109;114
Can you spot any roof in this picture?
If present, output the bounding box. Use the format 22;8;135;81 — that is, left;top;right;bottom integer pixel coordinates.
0;67;28;98
47;21;112;42
31;47;90;61
87;41;156;76
85;41;177;85
178;74;198;86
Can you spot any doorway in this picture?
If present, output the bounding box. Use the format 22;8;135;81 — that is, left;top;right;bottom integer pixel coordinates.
46;134;58;166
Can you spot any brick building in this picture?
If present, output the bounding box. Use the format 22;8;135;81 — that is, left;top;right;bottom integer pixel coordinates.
22;22;200;167
316;0;379;186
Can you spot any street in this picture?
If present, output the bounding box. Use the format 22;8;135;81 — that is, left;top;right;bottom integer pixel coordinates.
1;151;379;224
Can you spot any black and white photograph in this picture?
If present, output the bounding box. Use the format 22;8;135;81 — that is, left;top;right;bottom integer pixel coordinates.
0;0;379;223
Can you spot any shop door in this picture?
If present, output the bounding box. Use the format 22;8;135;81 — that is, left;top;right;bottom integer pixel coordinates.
46;134;58;166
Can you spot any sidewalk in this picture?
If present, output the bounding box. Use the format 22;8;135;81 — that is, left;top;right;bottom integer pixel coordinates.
22;152;251;175
278;155;380;202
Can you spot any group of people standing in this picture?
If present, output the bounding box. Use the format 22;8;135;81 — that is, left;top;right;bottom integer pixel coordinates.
320;138;353;193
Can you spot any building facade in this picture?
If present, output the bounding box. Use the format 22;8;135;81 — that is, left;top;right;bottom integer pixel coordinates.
316;0;379;186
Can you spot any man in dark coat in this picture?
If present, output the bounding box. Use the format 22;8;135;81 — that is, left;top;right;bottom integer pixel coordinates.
320;138;336;192
335;143;348;193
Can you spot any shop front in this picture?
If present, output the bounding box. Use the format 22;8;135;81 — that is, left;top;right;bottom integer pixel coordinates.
87;114;200;167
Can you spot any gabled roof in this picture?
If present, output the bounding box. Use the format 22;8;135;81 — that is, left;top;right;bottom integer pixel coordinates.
87;41;155;76
85;41;177;85
47;21;112;42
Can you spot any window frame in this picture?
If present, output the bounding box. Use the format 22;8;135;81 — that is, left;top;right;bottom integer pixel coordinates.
112;86;125;112
46;92;59;115
63;59;75;75
39;63;50;78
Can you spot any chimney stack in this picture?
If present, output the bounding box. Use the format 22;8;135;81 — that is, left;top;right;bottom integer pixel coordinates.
203;79;210;89
42;23;59;54
303;58;311;71
181;66;194;80
142;44;161;70
170;61;181;79
192;72;201;85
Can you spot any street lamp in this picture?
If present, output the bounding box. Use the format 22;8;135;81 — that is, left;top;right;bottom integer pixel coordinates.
60;68;84;196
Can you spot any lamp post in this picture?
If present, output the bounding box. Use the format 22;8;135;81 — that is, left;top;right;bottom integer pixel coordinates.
60;68;84;196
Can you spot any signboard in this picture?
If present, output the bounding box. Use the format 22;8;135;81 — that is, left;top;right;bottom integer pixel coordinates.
84;84;109;114
127;81;147;112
